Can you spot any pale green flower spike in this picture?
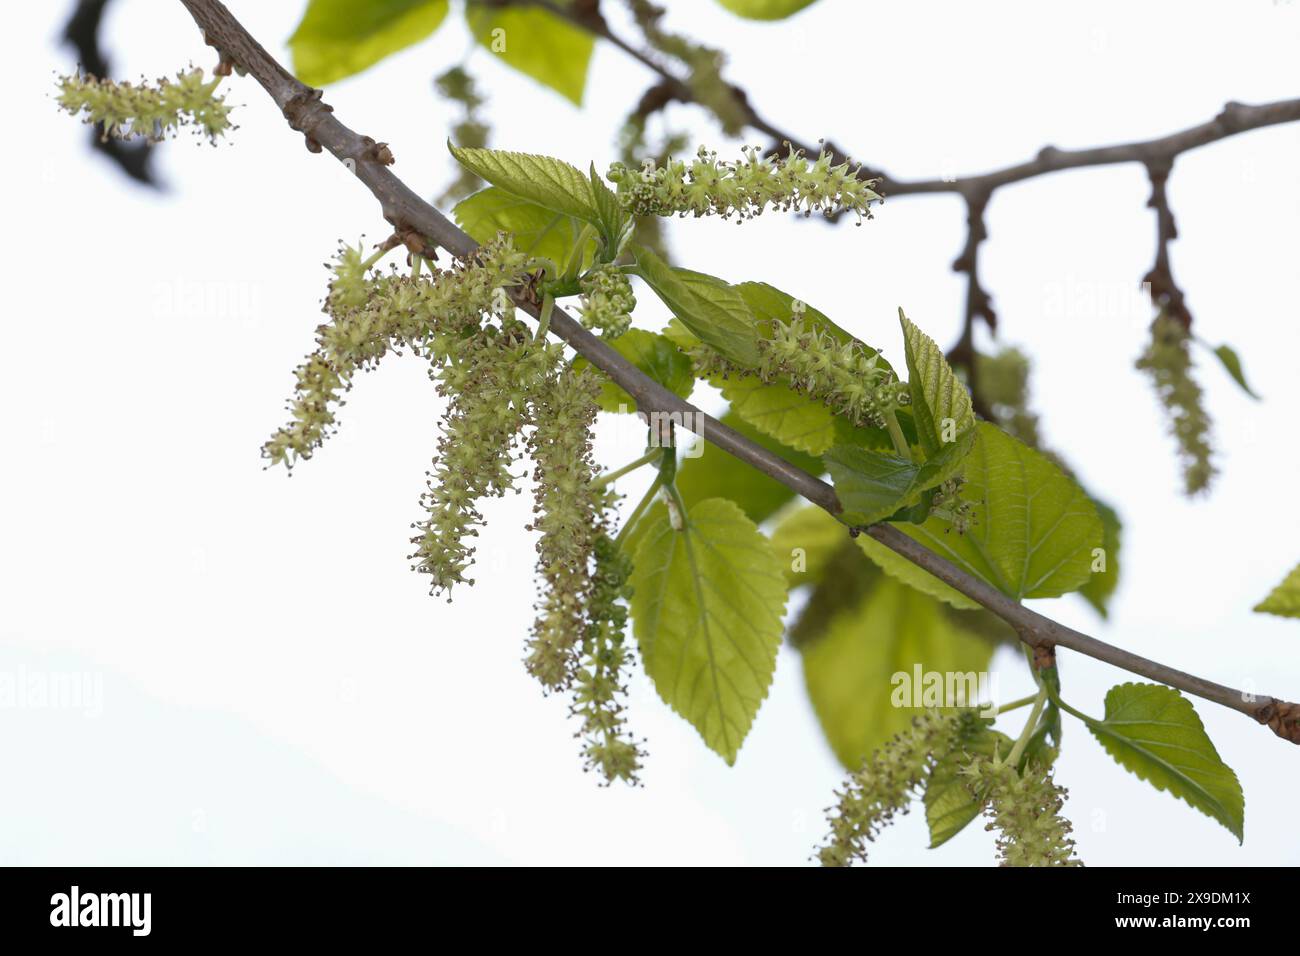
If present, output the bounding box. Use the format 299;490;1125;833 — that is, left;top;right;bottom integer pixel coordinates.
692;318;908;430
607;144;881;223
525;368;606;688
817;710;964;867
262;235;533;469
56;68;234;143
963;756;1083;867
1136;312;1216;495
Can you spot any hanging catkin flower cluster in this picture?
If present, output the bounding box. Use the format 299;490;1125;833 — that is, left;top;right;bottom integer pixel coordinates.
1136;312;1216;495
817;710;963;867
607;144;880;223
962;756;1082;866
261;235;642;782
56;68;233;142
263;237;534;469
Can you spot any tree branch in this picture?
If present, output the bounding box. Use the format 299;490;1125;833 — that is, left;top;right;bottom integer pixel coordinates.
174;0;1299;746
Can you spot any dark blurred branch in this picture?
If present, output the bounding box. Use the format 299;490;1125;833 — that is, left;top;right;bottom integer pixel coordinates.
61;0;159;186
173;0;1300;746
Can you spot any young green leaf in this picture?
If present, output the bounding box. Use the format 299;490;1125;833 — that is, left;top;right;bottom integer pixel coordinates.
770;504;848;587
453;186;593;267
674;411;824;524
290;0;450;87
464;3;594;105
630;247;762;365
801;576;995;768
720;376;839;455
629;498;788;764
899;309;975;479
572;330;694;413
1078;496;1122;619
589;163;633;260
1254;561;1300;618
1084;683;1244;842
824;433;975;528
715;0;820;20
924;721;1014;848
1208;342;1260;400
448;145;599;224
855;533;981;610
883;423;1103;600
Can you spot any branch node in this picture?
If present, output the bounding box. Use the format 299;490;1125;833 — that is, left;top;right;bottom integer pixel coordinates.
282;87;333;154
1260;699;1300;745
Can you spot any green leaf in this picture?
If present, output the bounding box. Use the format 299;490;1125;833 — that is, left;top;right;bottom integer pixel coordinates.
290;0;450;87
719;376;839;455
925;721;1013;848
589;163;633;259
448;145;599;224
770;505;847;587
801;576;995;768
453;187;593;267
1254;561;1300;618
465;3;594;105
631;247;761;366
629;498;788;764
1085;683;1244;842
674;411;824;525
899;309;975;484
885;423;1103;600
855;533;980;610
715;0;820;20
824;433;975;528
572;330;694;413
1078;496;1122;619
1209;343;1260;400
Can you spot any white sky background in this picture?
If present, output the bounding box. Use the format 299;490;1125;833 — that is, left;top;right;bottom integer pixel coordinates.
2;0;1298;866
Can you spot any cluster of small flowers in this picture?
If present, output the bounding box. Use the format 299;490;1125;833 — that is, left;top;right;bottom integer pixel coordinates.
262;237;532;469
606;145;881;223
411;320;561;597
816;710;963;867
576;264;636;339
962;756;1082;866
929;478;976;534
572;534;644;784
1135;313;1215;495
524;368;607;687
56;68;233;143
692;318;907;431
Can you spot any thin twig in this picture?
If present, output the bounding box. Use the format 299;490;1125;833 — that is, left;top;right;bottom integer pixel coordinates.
175;0;1299;746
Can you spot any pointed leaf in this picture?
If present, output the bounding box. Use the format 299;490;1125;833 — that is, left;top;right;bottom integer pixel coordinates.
900;310;975;477
1079;495;1122;618
630;498;788;763
453;186;592;266
825;432;974;528
1086;683;1244;841
631;247;761;365
885;423;1103;600
465;4;594;105
448;145;599;223
1254;561;1300;618
801;576;995;767
1210;343;1260;400
290;0;450;86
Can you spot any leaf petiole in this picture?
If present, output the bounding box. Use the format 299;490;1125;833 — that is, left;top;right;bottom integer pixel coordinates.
593;448;661;490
